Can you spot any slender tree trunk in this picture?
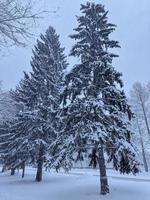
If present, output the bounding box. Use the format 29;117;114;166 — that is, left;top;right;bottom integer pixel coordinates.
98;146;109;195
22;161;25;178
142;107;150;137
11;168;15;176
2;165;6;173
35;145;44;182
137;119;148;172
140;97;150;138
141;140;148;172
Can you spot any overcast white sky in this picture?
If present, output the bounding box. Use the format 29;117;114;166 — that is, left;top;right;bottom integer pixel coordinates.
0;0;150;93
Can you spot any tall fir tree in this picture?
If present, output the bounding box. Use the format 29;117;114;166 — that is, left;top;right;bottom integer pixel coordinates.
51;2;139;195
5;26;67;181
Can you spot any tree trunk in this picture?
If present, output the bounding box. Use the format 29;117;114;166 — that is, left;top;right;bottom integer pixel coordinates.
137;119;149;172
11;168;15;176
2;165;6;173
98;146;109;195
35;145;44;182
141;142;149;172
140;96;150;138
22;161;25;178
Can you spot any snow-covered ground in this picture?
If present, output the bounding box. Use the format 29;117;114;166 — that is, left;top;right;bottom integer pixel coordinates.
0;167;150;200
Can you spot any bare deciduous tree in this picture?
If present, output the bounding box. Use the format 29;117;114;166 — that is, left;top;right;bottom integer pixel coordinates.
129;82;150;172
0;0;42;47
131;82;150;138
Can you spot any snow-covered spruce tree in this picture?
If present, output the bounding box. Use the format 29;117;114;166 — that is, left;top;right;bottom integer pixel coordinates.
0;122;12;172
0;73;36;176
0;91;18;123
7;26;67;181
52;2;140;195
0;118;30;176
11;72;36;111
0;90;19;174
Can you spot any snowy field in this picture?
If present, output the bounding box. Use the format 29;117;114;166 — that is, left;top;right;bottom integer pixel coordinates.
0;168;150;200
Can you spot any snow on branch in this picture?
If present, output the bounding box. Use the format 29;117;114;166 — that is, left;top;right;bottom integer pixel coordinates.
0;0;44;47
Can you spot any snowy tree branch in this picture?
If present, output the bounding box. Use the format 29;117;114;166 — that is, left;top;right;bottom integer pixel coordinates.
0;0;44;47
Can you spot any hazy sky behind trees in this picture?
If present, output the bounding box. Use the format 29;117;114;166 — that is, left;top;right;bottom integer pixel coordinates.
0;0;149;92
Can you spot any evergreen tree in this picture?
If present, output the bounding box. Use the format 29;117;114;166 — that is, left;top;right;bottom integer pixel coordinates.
11;72;36;111
0;122;11;172
51;2;139;195
0;90;19;174
0;91;18;123
6;26;67;181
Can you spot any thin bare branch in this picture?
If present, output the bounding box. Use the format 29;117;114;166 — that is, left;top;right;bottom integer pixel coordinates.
0;0;44;48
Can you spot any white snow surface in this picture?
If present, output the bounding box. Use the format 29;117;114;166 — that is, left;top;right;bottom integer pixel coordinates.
0;167;150;200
